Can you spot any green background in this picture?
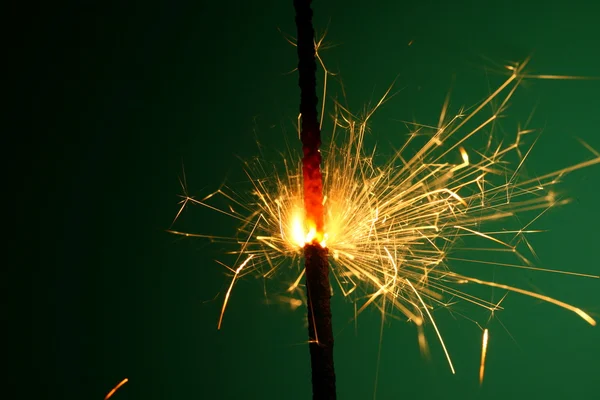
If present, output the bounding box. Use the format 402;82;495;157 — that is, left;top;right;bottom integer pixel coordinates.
16;0;599;399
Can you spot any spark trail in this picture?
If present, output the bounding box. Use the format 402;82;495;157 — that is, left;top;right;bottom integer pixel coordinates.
170;56;599;375
104;378;128;400
479;329;489;386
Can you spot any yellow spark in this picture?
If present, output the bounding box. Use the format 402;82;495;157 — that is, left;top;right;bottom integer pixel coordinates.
407;278;456;374
218;254;255;330
104;378;128;400
460;276;596;326
288;268;306;292
577;137;600;158
520;74;600;80
479;329;489;386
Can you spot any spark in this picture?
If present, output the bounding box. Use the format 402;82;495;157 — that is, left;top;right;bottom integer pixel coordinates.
407;278;455;374
104;378;128;400
218;253;256;330
171;56;599;372
460;276;596;326
519;74;600;80
479;329;489;386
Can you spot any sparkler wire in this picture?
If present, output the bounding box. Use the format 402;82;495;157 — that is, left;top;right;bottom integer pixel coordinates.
294;0;337;398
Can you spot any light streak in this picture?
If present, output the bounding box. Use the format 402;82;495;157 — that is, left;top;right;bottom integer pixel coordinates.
171;54;599;372
217;254;255;330
104;378;128;400
479;329;489;386
407;278;455;374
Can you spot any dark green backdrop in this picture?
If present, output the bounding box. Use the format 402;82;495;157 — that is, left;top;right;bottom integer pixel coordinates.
16;1;599;399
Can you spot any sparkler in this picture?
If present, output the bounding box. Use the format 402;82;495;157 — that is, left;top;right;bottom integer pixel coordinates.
169;17;599;394
294;0;336;398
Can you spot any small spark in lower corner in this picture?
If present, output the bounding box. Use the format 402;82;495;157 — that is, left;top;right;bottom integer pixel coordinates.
105;378;128;400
